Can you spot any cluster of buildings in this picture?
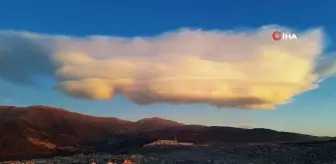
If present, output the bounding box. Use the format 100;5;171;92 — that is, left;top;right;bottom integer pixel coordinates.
1;142;335;164
144;140;194;147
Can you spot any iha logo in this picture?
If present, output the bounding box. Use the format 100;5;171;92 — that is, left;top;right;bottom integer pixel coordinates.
272;31;298;41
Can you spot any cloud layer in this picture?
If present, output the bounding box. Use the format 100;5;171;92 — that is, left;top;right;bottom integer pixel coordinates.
0;26;335;109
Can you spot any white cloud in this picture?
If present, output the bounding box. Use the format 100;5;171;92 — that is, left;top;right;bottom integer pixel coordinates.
0;26;335;109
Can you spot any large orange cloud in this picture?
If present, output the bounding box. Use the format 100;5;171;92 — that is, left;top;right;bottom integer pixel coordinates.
0;26;335;109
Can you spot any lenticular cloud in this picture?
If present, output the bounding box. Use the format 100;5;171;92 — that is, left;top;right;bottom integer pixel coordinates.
0;26;335;109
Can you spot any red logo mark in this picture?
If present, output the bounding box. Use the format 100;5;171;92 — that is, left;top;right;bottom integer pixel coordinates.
272;31;282;41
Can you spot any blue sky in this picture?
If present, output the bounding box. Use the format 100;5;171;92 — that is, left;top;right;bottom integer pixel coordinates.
0;0;335;136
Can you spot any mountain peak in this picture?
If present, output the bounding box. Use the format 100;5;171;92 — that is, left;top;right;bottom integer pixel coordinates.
137;117;167;121
136;117;184;125
26;105;70;111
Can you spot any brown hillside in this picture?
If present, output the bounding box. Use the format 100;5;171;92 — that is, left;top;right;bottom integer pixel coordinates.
0;105;327;161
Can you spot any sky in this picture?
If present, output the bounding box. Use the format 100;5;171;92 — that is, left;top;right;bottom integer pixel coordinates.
0;0;336;136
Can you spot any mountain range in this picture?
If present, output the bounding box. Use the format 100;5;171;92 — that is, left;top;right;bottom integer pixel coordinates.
0;105;329;161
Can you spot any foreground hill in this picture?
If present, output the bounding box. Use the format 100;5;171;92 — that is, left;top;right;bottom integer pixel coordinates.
0;105;327;161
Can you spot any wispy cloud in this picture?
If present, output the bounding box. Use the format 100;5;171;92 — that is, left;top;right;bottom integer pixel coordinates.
0;26;335;109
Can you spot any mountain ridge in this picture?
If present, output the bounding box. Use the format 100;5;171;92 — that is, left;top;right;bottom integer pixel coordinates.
0;105;329;161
